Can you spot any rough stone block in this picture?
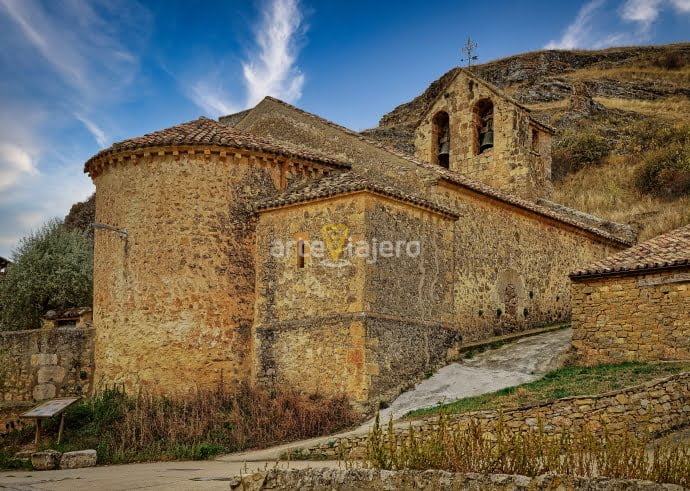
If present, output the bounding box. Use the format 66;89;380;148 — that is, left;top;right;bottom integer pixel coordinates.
31;450;61;470
33;383;56;401
59;450;97;469
37;365;66;384
30;353;58;366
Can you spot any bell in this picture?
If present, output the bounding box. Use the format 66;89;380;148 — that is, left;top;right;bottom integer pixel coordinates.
438;141;450;157
480;130;494;152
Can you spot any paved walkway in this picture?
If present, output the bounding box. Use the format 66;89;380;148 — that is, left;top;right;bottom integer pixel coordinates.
0;327;573;490
0;460;343;490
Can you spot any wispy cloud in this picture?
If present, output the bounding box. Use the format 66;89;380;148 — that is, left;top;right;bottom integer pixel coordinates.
189;78;241;117
75;113;108;147
0;142;38;192
671;0;690;12
0;0;151;256
0;0;145;100
242;0;305;107
188;0;306;117
545;0;606;49
546;0;690;50
621;0;664;28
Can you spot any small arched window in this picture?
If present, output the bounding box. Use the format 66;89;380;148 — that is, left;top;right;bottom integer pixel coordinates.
473;99;494;155
432;111;450;168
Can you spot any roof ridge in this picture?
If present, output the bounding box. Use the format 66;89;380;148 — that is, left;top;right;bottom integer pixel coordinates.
571;223;690;278
84;116;350;175
255;170;458;218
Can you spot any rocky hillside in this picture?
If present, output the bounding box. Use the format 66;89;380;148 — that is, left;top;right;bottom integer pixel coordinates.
363;43;690;240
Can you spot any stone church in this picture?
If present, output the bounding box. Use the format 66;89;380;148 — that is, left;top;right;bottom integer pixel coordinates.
85;69;634;409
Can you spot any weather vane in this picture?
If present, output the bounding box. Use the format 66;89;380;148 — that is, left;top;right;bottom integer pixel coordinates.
461;36;478;67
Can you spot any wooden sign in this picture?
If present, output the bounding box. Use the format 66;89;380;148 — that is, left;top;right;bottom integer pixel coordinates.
21;397;80;419
21;397;80;445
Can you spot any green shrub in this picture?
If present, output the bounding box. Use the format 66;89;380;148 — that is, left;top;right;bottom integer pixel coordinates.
552;130;611;180
0;219;92;330
636;140;690;198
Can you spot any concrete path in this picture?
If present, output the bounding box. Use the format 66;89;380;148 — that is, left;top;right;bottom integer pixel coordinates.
378;327;572;421
0;327;572;489
0;460;343;490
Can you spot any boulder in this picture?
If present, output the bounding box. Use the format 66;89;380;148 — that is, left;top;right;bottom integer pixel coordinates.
31;450;61;470
59;449;97;469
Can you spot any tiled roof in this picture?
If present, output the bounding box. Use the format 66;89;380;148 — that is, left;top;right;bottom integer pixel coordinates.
255;171;459;218
84;117;348;175
571;224;690;278
258;97;632;247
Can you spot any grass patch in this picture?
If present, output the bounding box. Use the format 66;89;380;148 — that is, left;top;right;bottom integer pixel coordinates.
0;385;356;468
407;361;690;419
553;153;690;241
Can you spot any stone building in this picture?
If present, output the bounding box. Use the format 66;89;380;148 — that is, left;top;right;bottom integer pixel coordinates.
571;224;690;364
84;70;634;408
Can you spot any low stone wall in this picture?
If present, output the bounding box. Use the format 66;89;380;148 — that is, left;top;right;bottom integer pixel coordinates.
0;327;95;405
297;371;690;459
0;402;32;434
230;468;684;490
571;269;690;364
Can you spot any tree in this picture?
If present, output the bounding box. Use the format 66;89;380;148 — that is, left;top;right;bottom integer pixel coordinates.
0;219;93;330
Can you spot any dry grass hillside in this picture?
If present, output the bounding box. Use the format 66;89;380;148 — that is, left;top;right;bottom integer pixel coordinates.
364;43;690;241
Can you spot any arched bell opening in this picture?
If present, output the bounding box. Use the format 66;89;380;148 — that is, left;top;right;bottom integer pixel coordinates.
473;99;494;155
432;111;450;169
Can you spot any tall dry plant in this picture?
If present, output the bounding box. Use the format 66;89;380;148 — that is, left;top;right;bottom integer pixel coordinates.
365;414;690;487
58;384;356;463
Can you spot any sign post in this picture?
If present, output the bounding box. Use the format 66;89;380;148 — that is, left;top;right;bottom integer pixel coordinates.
21;398;80;445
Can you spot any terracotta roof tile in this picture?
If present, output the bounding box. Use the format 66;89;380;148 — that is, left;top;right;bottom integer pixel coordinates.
84;117;348;175
258;97;632;247
255;171;459;218
571;223;690;278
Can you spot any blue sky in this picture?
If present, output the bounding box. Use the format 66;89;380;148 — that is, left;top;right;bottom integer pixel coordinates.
0;0;689;257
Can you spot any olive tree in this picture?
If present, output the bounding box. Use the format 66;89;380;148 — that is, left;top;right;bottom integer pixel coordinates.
0;219;93;330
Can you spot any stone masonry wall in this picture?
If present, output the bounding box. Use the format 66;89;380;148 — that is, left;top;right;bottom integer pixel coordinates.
92;149;324;394
232;468;683;491
254;193;461;408
439;183;620;341
415;71;553;200
0;327;94;433
298;370;690;459
572;268;690;364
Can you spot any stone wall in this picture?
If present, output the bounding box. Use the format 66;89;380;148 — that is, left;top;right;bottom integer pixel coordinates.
231;468;683;491
414;71;553;200
572;268;690;364
0;327;94;433
439;183;620;341
92;149;327;394
298;371;690;459
254;193;461;408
